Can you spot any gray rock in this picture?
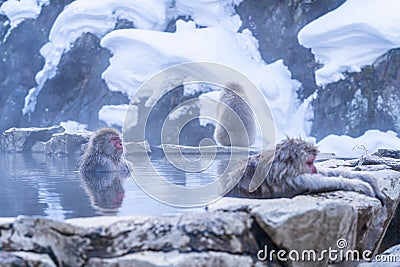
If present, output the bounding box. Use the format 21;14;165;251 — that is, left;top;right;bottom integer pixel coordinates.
0;216;90;266
312;48;400;140
1;126;64;152
373;149;400;159
350;155;400;172
0;0;73;134
44;132;91;155
317;161;400;255
375;154;400;251
87;251;254;267
209;196;376;267
238;1;400;140
7;252;55;267
0;252;26;267
236;0;346;100
21;33;129;131
31;141;46;153
357;244;400;267
0;213;258;266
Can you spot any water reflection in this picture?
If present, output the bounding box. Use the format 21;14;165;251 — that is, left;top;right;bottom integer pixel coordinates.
0;149;255;219
0;152;213;219
0;153;97;220
125;150;251;207
81;172;127;215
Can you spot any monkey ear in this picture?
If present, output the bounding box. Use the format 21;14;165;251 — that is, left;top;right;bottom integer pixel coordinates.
248;151;274;192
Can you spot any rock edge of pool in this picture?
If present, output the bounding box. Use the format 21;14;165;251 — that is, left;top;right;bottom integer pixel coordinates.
0;160;399;267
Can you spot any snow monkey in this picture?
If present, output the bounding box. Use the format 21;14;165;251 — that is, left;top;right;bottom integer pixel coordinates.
226;138;385;203
215;81;256;147
79;128;127;173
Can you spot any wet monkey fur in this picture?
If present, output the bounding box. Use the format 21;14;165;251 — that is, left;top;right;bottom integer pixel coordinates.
226;138;385;203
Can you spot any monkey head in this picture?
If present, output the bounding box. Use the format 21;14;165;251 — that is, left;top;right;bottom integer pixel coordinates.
273;138;319;177
79;128;127;173
89;128;123;158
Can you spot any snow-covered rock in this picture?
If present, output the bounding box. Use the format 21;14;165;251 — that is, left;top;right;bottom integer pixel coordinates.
1;126;64;152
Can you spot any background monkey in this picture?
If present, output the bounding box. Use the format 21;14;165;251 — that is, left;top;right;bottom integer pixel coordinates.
79;128;127;173
215;81;256;147
226;138;385;203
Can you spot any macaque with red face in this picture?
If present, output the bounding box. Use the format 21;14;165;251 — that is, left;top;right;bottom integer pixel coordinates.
226;138;385;203
79;128;127;173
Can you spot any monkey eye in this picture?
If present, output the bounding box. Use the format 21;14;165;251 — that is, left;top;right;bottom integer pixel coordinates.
111;136;120;141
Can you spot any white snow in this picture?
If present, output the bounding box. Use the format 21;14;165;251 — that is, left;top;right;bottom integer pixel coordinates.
4;125;60;133
22;0;170;115
172;0;243;31
59;121;88;133
13;0;400;155
317;130;400;158
168;105;192;121
99;104;129;128
22;0;243;115
101;20;307;141
0;0;49;29
298;0;400;86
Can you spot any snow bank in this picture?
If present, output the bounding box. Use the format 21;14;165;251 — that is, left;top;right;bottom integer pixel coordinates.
298;0;400;86
101;20;308;140
17;0;400;154
22;0;169;115
0;0;49;29
317;130;400;158
22;0;243;116
60;121;88;133
172;0;243;31
99;104;129;128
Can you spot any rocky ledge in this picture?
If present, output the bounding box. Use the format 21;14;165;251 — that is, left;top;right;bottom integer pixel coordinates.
0;126;91;155
0;158;399;267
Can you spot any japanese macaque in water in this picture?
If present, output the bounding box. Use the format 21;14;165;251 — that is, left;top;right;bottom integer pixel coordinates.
79;128;127;173
214;82;256;147
226;138;385;203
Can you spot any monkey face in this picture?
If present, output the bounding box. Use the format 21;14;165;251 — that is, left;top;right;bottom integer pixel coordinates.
306;155;317;174
110;135;123;154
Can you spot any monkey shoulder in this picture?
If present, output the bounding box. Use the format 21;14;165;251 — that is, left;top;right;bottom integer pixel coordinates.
79;155;123;173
